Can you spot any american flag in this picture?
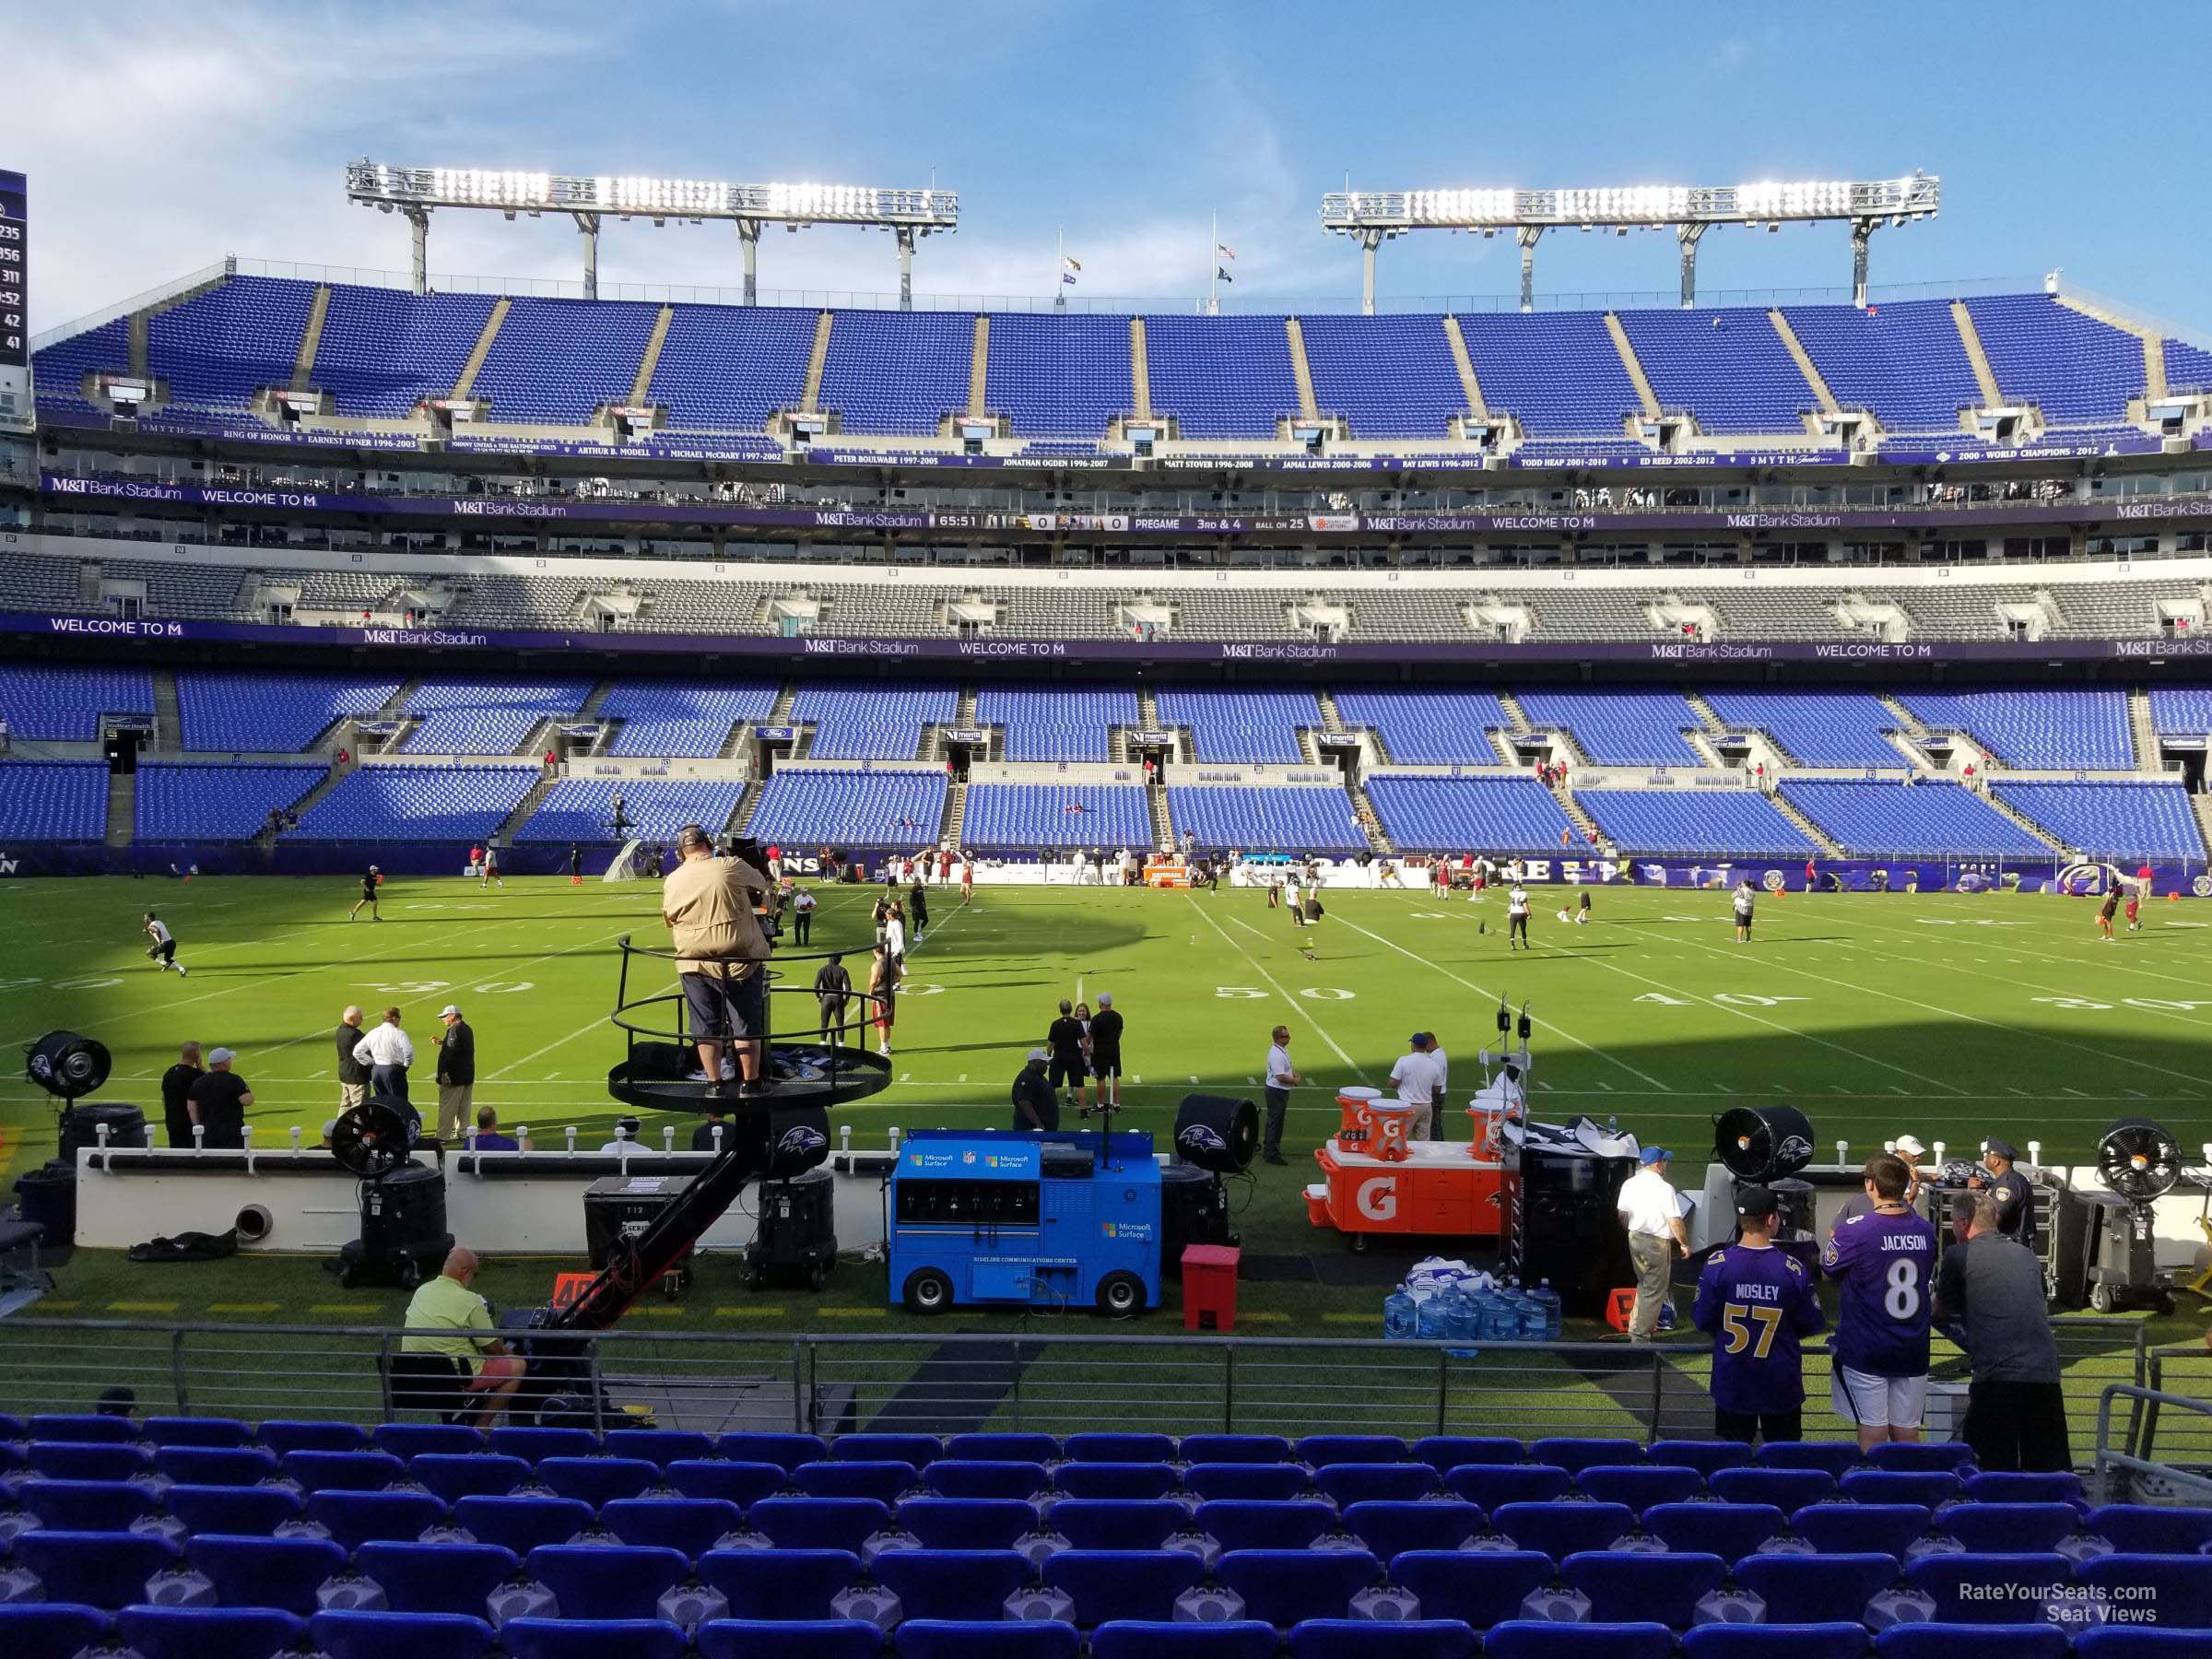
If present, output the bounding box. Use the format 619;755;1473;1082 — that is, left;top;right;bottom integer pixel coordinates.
1215;241;1237;260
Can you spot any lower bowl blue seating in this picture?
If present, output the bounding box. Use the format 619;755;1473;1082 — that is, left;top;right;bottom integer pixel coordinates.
695;1548;861;1622
947;1434;1060;1465
1289;1620;1477;1659
1055;1462;1182;1500
1388;1551;1551;1629
1340;1500;1484;1561
1488;1500;1635;1559
1684;1628;1872;1659
599;1497;746;1559
354;1540;518;1617
534;1456;657;1507
1560;1551;1728;1628
1064;1433;1179;1464
1902;1551;2073;1624
16;1478;159;1532
183;1534;348;1617
1791;1503;1931;1558
1178;1435;1288;1465
120;1606;308;1659
895;1497;1037;1551
1875;1628;2067;1659
310;1610;499;1659
1053;1499;1185;1552
1447;1465;1573;1508
793;1459;917;1504
306;1489;449;1549
717;1433;829;1472
147;1418;254;1449
9;1530;179;1609
1414;1437;1525;1474
1641;1500;1786;1559
408;1453;531;1503
0;1606;114;1659
1041;1549;1206;1626
1941;1501;2084;1553
702;1621;885;1659
1484;1623;1676;1659
871;1548;1033;1621
1735;1553;1899;1626
1194;1500;1336;1552
1215;1548;1381;1628
163;1483;303;1536
924;1460;1051;1500
746;1497;888;1554
1574;1465;1701;1510
895;1621;1081;1659
665;1461;786;1509
1187;1465;1309;1502
524;1544;688;1621
451;1496;594;1555
501;1618;689;1659
2087;1506;2212;1553
1092;1623;1279;1659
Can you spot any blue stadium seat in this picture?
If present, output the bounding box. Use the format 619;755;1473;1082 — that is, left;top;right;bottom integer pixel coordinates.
1941;1502;2084;1553
1758;1442;1865;1479
1413;1437;1525;1475
1215;1548;1378;1627
1290;1620;1477;1659
895;1497;1038;1551
2085;1506;2212;1554
306;1489;450;1549
1735;1554;1900;1627
1312;1463;1437;1506
450;1496;595;1555
1865;1442;1975;1474
1340;1500;1484;1561
665;1461;786;1509
1682;1628;1870;1659
1444;1465;1573;1509
282;1449;406;1493
1052;1499;1185;1552
118;1606;309;1659
694;1548;861;1622
183;1534;348;1616
1053;1432;1174;1465
1194;1500;1337;1552
2072;1630;2212;1658
353;1541;518;1618
1489;1500;1634;1559
9;1530;179;1608
1185;1465;1309;1502
309;1611;498;1659
793;1459;919;1504
1574;1465;1701;1509
371;1424;483;1459
715;1432;830;1471
1178;1435;1289;1465
1388;1550;1551;1628
1873;1628;2066;1659
1841;1470;1961;1510
524;1543;689;1620
2076;1552;2212;1627
500;1619;688;1659
161;1483;303;1536
1040;1549;1206;1626
1560;1551;1728;1628
146;1418;253;1449
1790;1503;1933;1559
947;1433;1061;1465
601;1430;716;1468
1640;1500;1785;1559
1092;1623;1278;1659
1902;1552;2073;1624
702;1622;883;1659
1645;1441;1753;1477
1709;1466;1836;1511
896;1621;1081;1659
1962;1473;2084;1505
745;1497;890;1554
488;1428;598;1465
872;1547;1034;1621
920;1461;1050;1500
534;1455;659;1506
599;1497;746;1559
407;1453;531;1504
1481;1623;1676;1659
1054;1462;1182;1500
1299;1435;1407;1466
27;1443;151;1481
0;1605;112;1659
16;1478;159;1533
260;1420;369;1454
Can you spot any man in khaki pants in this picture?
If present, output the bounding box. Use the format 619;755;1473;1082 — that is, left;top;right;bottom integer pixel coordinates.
433;1004;476;1143
1617;1146;1689;1342
335;1006;370;1114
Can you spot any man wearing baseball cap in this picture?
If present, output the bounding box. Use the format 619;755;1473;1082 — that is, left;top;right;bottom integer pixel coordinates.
1011;1048;1057;1132
1388;1032;1441;1142
1692;1185;1826;1444
1830;1134;1927;1234
433;1005;476;1143
1617;1146;1690;1342
661;825;776;1099
184;1048;253;1150
1971;1139;2037;1249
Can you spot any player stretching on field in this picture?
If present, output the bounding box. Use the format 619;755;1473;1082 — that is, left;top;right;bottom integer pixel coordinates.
143;912;188;976
349;865;383;922
1505;883;1531;950
2097;887;2119;943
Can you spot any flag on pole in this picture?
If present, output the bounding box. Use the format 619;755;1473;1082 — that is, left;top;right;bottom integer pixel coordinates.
1216;242;1238;261
1216;265;1234;283
1061;255;1081;286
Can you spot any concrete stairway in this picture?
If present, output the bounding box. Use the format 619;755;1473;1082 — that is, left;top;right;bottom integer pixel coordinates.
968;317;990;419
1315;687;1346;733
493;774;559;842
1128;319;1151;418
629;306;675;406
1146;782;1173;849
1347;779;1394;854
1769;309;1840;416
291;286;333;393
1494;689;1535;734
1551;782;1604;847
955;685;979;728
1284;318;1320;420
1682;690;1727;733
104;770;135;847
2127;688;2161;771
1137;684;1161;728
1983;786;2069;854
2058;293;2167;401
1605;314;1663;418
2192;794;2212;861
1441;315;1488;417
151;669;182;753
452;298;511;401
941;781;967;846
1769;790;1844;859
767;681;799;724
1950;301;2005;407
732;780;765;835
802;313;834;410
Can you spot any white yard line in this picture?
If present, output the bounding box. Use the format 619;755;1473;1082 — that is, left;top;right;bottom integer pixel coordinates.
1183;894;1366;1081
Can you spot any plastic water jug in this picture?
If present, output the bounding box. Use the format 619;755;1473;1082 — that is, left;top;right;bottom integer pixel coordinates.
1531;1280;1564;1341
1382;1288;1418;1341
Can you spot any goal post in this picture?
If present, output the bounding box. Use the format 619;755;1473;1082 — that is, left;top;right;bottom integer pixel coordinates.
603;839;645;881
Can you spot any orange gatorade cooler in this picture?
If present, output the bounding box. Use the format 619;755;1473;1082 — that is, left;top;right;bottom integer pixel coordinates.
1364;1100;1418;1163
1335;1085;1382;1150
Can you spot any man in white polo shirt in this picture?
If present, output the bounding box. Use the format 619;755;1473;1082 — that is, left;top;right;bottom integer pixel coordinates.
1388;1032;1441;1142
1617;1146;1689;1342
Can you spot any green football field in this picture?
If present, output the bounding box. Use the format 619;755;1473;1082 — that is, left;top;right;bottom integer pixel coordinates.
5;873;2212;1351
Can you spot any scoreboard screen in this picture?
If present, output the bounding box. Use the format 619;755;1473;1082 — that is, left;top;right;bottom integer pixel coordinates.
0;170;24;370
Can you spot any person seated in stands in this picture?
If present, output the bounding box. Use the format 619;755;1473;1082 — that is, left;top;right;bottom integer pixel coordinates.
400;1247;525;1430
468;1106;529;1151
600;1115;644;1154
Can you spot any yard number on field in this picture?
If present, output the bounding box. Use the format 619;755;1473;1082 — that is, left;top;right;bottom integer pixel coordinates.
2033;995;2212;1013
1635;992;1808;1007
1217;986;1358;1001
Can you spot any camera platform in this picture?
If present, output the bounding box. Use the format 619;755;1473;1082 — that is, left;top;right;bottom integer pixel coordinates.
607;1038;892;1112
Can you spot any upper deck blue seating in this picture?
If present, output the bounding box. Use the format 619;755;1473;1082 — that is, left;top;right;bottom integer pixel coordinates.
147;276;315;409
647;305;815;430
1334;690;1511;763
599;681;778;758
1456;312;1641;436
1782;299;1981;430
316;289;500;417
962;784;1149;851
1618;307;1814;433
1145;315;1299;440
470;299;659;424
818;311;972;436
1779;779;2052;858
175;670;402;753
986;313;1133;439
1965;294;2144;423
1298;315;1465;438
515;778;747;844
1364;776;1574;853
1896;688;2131;769
1165;786;1363;853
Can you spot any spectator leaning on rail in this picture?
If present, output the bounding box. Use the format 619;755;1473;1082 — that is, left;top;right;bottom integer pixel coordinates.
661;825;778;1099
400;1246;525;1431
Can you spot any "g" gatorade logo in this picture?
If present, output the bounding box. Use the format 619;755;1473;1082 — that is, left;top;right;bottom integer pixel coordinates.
1356;1177;1398;1221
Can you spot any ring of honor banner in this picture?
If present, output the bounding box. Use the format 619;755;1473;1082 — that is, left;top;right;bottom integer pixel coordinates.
0;170;27;427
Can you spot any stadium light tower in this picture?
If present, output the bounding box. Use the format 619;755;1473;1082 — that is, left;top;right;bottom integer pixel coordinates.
1319;172;1939;312
344;161;959;306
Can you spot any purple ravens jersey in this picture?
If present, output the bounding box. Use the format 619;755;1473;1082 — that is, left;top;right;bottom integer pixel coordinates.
1821;1206;1936;1377
1692;1242;1826;1415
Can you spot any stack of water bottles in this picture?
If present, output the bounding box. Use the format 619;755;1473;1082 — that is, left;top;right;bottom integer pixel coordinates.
1383;1256;1562;1347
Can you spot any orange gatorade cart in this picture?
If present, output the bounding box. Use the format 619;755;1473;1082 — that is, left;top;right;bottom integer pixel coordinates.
1143;855;1191;888
1310;1085;1503;1250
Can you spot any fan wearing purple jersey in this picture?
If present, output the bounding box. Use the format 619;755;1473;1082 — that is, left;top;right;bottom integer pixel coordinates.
1821;1152;1937;1450
1692;1185;1827;1445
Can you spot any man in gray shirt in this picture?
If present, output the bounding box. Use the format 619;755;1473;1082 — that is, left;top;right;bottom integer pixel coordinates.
1934;1192;2068;1472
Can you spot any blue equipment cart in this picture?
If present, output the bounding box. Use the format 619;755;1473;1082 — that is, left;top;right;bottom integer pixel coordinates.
887;1129;1162;1315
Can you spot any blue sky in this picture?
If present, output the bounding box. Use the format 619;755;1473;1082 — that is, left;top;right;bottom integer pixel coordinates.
14;1;2212;333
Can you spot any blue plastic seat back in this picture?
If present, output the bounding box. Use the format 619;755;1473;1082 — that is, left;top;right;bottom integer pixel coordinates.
1575;1464;1701;1509
18;1477;157;1532
1092;1622;1277;1659
1709;1465;1835;1511
704;1621;885;1659
1865;1441;1974;1474
354;1540;519;1618
746;1496;890;1554
1874;1626;2067;1659
946;1434;1060;1465
154;1445;278;1487
695;1547;861;1621
923;1459;1050;1500
1641;1500;1786;1560
497;1618;687;1659
29;1414;139;1444
1483;1623;1676;1659
1841;1469;1962;1509
1412;1436;1524;1476
792;1458;918;1504
534;1454;659;1506
1942;1501;2084;1553
1177;1434;1288;1465
259;1420;368;1454
1489;1500;1635;1559
1647;1441;1753;1477
118;1606;308;1659
1184;1463;1307;1502
1961;1471;2084;1505
715;1432;828;1472
307;1488;450;1550
162;1482;303;1536
1560;1550;1727;1629
407;1453;531;1504
665;1459;786;1508
1290;1621;1476;1659
487;1427;598;1465
873;1548;1034;1621
831;1432;940;1468
1683;1626;1872;1659
602;1429;715;1467
145;1418;253;1449
371;1424;485;1459
2084;1505;2212;1554
283;1448;406;1493
1532;1438;1645;1475
1052;1498;1184;1552
27;1441;151;1481
1296;1435;1406;1466
1387;1549;1551;1628
309;1611;498;1659
524;1543;689;1620
1217;1548;1379;1627
0;1605;113;1659
600;1496;745;1559
1341;1500;1484;1561
896;1496;1038;1551
1736;1553;1900;1627
1064;1432;1179;1464
1041;1549;1207;1626
895;1621;1081;1659
1444;1464;1571;1509
184;1534;349;1617
1790;1502;1932;1558
1901;1551;2074;1625
2071;1628;2212;1658
450;1495;594;1555
1194;1499;1337;1552
13;1530;180;1610
1755;1441;1863;1478
2076;1552;2212;1629
1055;1462;1180;1500
1313;1463;1437;1506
